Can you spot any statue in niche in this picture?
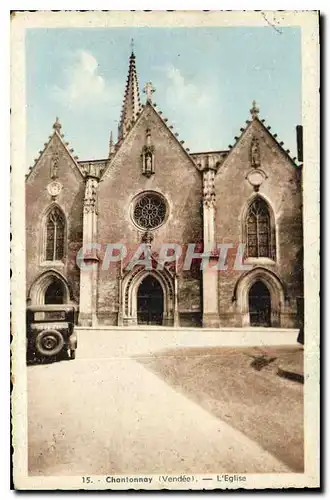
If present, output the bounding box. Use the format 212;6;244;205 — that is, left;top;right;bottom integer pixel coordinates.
50;151;59;179
142;129;155;177
145;152;153;176
250;136;261;168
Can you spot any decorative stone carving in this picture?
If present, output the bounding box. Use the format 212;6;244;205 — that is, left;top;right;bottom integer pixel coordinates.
133;193;166;230
250;100;259;119
246;168;268;192
203;169;216;208
85;163;96;178
50;150;60;179
145;152;153;174
81;161;105;179
53;116;62;132
141;230;154;248
141;129;155;177
250;136;261;168
83;178;98;214
47;180;63;198
143;82;156;103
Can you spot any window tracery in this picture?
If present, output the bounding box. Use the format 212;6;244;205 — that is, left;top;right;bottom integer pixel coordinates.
246;198;272;258
133;193;166;230
45;206;65;261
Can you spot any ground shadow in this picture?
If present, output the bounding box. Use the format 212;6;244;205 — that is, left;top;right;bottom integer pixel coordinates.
26;349;71;366
134;345;304;473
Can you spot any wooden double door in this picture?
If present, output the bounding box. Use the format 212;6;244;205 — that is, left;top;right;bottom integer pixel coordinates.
137;275;164;325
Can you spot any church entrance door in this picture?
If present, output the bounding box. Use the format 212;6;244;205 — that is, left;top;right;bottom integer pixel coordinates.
137;275;164;325
44;279;64;305
248;281;271;326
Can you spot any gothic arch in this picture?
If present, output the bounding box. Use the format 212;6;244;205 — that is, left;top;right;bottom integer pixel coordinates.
122;267;174;325
233;267;285;327
28;270;73;305
241;194;276;261
41;203;67;262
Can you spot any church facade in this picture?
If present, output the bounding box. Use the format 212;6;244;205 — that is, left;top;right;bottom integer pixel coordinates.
25;51;304;329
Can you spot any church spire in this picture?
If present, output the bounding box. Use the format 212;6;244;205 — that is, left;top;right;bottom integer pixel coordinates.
117;44;142;141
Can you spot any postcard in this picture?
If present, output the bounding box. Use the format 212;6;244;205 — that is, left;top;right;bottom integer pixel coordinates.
11;10;320;490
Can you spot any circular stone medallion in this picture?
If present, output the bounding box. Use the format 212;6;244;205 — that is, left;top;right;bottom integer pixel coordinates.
47;181;63;197
246;169;267;190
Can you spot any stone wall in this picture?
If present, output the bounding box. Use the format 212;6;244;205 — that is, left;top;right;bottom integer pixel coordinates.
214;119;303;327
97;104;203;325
25;114;303;330
25;133;84;306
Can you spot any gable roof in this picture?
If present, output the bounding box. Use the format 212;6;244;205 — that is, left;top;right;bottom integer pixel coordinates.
101;100;199;181
221;101;301;170
25;117;85;182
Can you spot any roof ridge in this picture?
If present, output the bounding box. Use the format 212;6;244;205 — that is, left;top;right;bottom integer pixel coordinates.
25;117;84;182
100;100;199;181
225;101;300;167
147;101;199;168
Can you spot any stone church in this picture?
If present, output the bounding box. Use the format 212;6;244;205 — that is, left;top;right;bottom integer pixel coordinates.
25;50;304;329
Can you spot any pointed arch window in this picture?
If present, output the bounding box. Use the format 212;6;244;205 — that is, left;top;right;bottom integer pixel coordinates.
246;198;274;259
45;207;65;261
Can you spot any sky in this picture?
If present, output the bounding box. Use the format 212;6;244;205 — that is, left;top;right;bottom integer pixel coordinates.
26;26;301;166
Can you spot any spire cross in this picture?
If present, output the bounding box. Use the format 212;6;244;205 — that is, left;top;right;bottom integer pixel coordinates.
143;82;155;103
53;116;62;131
250;100;260;119
130;38;134;54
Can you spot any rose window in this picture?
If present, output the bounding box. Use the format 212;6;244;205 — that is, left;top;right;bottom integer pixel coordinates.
133;193;167;230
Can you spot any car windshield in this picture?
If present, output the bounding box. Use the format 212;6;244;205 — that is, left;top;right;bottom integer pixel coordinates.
31;310;67;322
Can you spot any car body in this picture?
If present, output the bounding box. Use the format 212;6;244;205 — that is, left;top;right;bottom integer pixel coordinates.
26;305;77;361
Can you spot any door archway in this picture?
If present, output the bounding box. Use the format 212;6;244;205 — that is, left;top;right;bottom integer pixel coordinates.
44;279;65;305
233;267;285;327
122;268;174;326
28;270;71;305
137;275;164;325
248;281;271;326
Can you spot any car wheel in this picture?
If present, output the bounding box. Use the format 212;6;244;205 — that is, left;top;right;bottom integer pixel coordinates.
35;330;64;357
70;349;76;360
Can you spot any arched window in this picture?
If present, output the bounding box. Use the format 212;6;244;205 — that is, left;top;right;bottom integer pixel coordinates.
246;198;273;258
45;207;65;261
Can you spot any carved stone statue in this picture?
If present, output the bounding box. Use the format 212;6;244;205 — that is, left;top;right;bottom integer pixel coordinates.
251;136;261;167
50;151;59;179
145;153;152;175
142;131;155;178
141;230;154;248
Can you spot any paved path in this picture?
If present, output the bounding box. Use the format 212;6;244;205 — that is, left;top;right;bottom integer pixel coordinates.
28;355;291;476
76;327;299;358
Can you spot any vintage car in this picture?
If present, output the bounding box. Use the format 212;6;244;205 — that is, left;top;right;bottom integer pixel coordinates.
26;305;77;361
